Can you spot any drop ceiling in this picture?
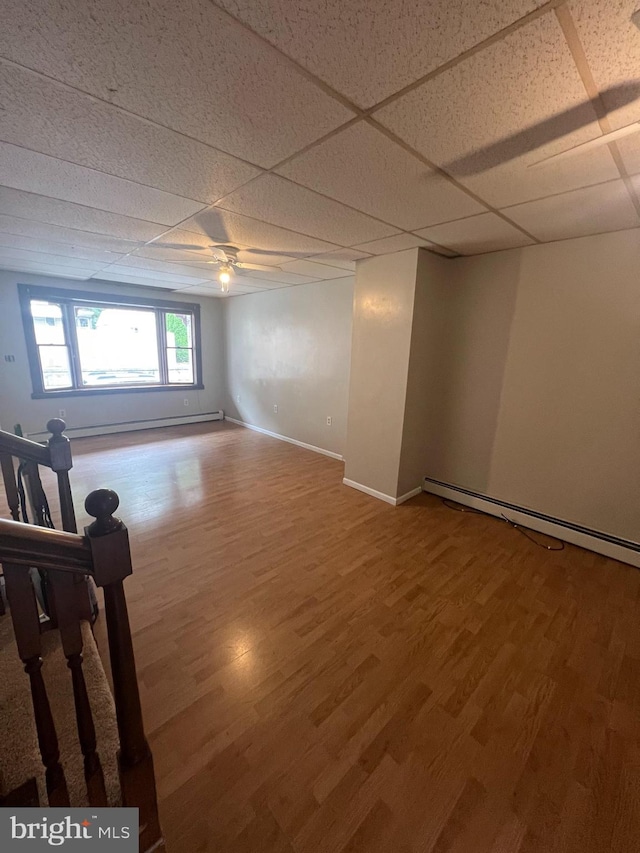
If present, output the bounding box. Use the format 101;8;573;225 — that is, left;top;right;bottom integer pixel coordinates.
0;0;639;297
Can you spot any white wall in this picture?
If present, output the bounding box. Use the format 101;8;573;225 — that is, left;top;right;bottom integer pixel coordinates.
413;230;640;544
0;270;226;436
222;278;354;457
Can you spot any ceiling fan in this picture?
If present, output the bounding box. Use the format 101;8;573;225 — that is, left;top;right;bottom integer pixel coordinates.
147;243;282;292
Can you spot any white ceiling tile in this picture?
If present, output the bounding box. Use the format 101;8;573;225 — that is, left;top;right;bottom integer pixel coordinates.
0;143;206;224
94;272;205;290
504;180;640;242
305;249;370;270
0;0;353;167
0;260;92;280
375;14;620;208
176;210;340;256
0;246;110;272
0;188;167;242
99;263;208;286
0;232;123;263
104;255;221;281
352;233;436;255
415;213;535;254
214;0;547;108
426;245;459;258
238;269;316;285
133;246;226;265
277;122;484;229
570;0;640;129
217;175;398;245
230;275;296;292
0;214;141;254
173;287;228;298
278;260;354;280
614;134;640;177
0;63;261;204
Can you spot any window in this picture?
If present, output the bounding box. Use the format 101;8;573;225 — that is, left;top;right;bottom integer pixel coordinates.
19;284;203;398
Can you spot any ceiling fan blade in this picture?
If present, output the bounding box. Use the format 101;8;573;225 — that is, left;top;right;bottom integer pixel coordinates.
236;262;283;272
529;121;640;168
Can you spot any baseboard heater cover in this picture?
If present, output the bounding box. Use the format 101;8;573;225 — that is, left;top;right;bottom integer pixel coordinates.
28;410;224;440
423;476;640;569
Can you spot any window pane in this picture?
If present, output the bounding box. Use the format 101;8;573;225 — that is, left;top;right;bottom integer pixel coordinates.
31;301;66;345
39;345;73;389
74;306;160;386
167;348;194;383
165;312;193;348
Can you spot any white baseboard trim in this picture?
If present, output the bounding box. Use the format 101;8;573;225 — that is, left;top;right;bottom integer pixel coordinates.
343;478;396;505
28;411;224;441
225;417;343;461
424;478;640;569
396;486;423;505
342;479;423;506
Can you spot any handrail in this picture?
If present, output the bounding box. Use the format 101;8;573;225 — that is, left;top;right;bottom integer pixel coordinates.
0;517;92;573
0;429;50;467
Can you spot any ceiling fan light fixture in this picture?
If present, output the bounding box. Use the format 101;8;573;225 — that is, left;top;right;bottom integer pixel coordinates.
218;264;232;291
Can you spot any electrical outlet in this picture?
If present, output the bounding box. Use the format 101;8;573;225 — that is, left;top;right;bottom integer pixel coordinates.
184;398;189;407
273;404;278;413
236;394;241;403
326;416;332;426
59;409;66;418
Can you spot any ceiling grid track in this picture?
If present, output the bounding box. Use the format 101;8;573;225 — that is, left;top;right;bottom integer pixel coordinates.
554;3;640;219
1;0;640;287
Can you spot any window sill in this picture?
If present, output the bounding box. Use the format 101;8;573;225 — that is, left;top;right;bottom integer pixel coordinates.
31;384;205;399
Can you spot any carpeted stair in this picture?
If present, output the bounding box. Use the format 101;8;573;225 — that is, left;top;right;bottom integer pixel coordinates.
0;612;121;806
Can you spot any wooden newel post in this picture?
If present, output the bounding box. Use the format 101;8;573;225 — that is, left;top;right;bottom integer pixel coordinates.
85;489;163;851
47;418;76;534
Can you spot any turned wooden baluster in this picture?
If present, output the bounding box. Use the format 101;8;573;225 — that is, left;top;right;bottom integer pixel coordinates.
0;452;20;521
46;418;76;534
22;461;48;527
46;419;94;622
3;562;69;806
85;490;163;851
47;568;107;806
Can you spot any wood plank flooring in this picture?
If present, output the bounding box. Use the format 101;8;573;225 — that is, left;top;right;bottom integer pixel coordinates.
38;422;640;852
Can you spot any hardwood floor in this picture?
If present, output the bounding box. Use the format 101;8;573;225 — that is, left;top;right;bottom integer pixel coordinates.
42;422;640;851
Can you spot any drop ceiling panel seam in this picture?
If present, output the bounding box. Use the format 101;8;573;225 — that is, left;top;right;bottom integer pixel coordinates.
1;5;624;241
0;138;227;210
366;118;542;243
205;0;365;116
554;4;640;218
0;56;268;174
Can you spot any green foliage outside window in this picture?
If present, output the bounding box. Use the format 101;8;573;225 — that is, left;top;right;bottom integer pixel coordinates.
166;313;189;362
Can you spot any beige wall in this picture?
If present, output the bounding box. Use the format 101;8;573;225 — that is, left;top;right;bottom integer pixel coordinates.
222;277;354;457
397;248;457;496
413;230;639;543
343;250;418;496
0;270;226;435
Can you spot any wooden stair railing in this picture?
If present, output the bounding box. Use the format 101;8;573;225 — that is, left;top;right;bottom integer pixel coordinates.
0;419;75;530
0;419;91;625
0;490;163;852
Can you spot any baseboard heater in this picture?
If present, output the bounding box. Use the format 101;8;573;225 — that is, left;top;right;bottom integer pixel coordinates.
28;410;224;441
423;476;640;569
